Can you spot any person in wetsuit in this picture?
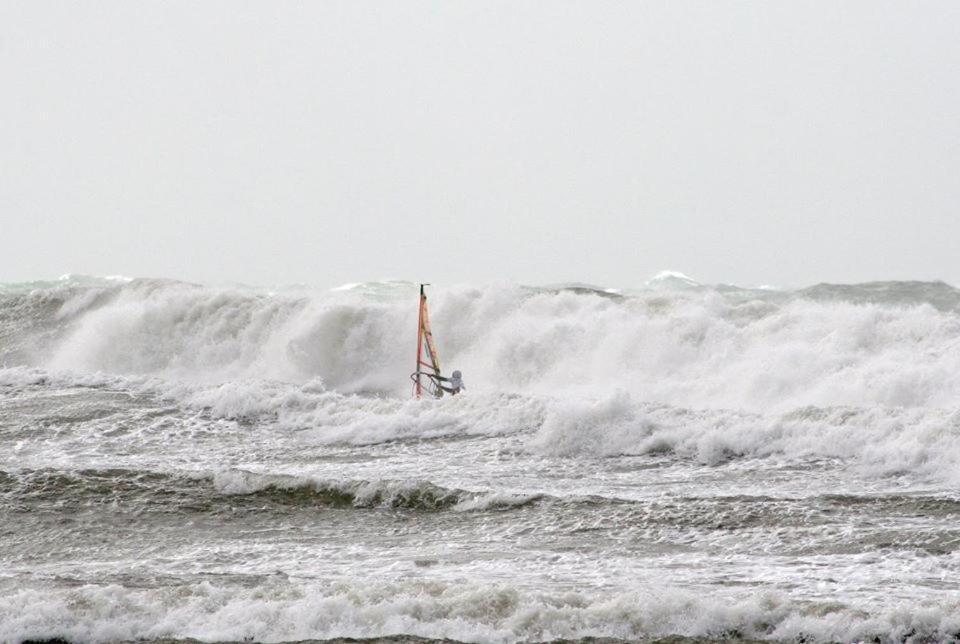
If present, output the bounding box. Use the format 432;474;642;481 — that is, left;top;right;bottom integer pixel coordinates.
437;370;466;396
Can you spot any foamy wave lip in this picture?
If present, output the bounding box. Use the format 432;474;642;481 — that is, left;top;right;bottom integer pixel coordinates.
330;282;362;292
4;578;960;643
213;469;460;510
528;390;655;457
645;270;702;289
57;273;133;284
451;491;543;512
211;469;545;512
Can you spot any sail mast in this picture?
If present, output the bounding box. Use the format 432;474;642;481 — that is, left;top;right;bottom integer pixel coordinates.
412;283;443;398
414;284;425;397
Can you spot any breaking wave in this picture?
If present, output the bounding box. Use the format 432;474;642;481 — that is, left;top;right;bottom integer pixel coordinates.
0;468;543;513
4;275;960;408
3;577;960;643
6;465;960;530
211;469;542;512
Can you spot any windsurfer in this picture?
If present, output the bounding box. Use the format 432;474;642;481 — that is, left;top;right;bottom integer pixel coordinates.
411;284;465;398
437;370;466;395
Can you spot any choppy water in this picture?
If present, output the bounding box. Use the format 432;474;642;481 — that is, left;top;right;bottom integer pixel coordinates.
2;274;960;643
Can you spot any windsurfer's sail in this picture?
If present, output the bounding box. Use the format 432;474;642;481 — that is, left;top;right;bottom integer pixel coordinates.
411;284;444;398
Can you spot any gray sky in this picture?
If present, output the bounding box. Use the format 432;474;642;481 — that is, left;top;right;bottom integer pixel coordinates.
3;1;959;288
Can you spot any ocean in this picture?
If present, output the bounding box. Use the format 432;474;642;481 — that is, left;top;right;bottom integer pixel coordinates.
1;273;959;643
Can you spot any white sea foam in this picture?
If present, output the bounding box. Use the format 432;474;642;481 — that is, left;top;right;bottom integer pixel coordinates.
6;362;959;485
527;390;960;483
1;578;958;643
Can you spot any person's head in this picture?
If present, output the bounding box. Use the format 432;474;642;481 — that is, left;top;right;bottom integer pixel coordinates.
452;370;461;379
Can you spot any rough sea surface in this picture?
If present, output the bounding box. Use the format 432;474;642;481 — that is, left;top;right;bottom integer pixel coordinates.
2;274;959;643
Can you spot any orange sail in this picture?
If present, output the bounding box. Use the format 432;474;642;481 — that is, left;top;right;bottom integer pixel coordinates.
412;284;443;398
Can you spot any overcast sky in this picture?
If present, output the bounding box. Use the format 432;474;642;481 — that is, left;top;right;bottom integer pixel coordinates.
3;1;959;288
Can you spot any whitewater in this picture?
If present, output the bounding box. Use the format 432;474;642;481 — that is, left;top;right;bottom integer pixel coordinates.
2;273;960;643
